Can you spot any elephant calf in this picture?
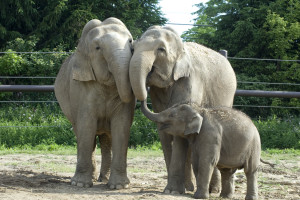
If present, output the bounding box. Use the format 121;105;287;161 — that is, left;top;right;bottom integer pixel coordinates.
141;101;261;200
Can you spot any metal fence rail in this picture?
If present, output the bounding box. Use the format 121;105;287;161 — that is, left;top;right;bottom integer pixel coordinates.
0;85;299;98
0;85;54;92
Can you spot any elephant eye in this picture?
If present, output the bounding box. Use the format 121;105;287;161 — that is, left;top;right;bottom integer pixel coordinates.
96;46;101;50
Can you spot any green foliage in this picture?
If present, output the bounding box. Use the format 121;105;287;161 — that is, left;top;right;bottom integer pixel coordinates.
0;104;75;148
0;0;167;50
0;50;24;75
129;108;158;148
0;104;299;149
1;37;69;84
255;115;300;149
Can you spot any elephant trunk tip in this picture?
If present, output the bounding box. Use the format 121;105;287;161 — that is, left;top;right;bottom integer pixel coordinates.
131;84;147;101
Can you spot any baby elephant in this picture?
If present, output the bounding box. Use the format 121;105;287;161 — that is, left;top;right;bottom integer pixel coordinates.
141;101;261;200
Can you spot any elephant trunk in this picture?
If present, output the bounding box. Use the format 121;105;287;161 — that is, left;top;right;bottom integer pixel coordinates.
141;99;163;123
111;49;133;103
129;51;155;101
103;33;133;103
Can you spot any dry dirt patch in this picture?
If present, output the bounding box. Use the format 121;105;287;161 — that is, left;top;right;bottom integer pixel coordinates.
0;152;299;200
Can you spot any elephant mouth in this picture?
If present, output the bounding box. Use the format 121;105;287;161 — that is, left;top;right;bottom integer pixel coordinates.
146;65;175;88
146;65;155;84
159;123;171;131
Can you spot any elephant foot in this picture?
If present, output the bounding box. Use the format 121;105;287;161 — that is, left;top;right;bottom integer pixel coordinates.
209;179;221;193
164;183;185;195
194;189;209;199
71;173;94;188
220;192;234;199
185;179;194;191
108;183;129;189
107;172;130;190
245;194;258;200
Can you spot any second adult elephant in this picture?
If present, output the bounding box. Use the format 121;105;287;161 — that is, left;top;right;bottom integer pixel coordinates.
129;26;237;194
55;18;135;189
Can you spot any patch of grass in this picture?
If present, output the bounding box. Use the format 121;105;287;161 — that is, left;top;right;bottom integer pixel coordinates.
0;144;77;155
263;148;300;155
38;161;75;173
261;148;300;161
128;142;163;158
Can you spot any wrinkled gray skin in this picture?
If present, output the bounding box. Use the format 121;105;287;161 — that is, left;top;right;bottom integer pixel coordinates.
54;18;135;189
129;26;237;193
141;101;261;200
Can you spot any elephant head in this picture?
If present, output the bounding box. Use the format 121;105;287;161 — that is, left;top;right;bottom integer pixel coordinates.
129;26;191;101
141;99;202;136
72;17;134;103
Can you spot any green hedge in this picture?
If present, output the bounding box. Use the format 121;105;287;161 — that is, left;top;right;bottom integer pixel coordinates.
0;105;299;149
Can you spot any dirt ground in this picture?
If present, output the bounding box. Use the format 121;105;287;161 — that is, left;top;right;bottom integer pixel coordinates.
0;152;299;200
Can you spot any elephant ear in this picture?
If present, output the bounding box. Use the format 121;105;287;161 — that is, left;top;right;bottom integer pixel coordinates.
71;52;96;81
184;113;203;135
173;49;191;81
72;19;101;81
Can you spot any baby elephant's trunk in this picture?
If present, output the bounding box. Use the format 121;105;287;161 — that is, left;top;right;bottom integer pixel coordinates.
140;100;163;123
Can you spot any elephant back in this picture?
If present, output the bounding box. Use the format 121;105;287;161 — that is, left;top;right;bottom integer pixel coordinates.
184;42;237;108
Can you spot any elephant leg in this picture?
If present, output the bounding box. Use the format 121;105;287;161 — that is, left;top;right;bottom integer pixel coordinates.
164;136;188;194
194;143;219;199
185;146;195;191
219;168;237;198
245;169;259;200
209;167;221;193
71;119;97;187
158;130;173;174
107;112;131;189
98;134;112;183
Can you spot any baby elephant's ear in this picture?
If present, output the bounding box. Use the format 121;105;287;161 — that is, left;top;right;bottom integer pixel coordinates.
184;113;203;135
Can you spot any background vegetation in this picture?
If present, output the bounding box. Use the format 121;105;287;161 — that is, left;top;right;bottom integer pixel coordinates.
0;103;299;149
0;0;299;149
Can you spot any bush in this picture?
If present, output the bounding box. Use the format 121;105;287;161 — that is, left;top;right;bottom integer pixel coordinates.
0;104;75;148
255;115;300;149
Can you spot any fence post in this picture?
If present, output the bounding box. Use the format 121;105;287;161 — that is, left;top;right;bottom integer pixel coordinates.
219;50;228;58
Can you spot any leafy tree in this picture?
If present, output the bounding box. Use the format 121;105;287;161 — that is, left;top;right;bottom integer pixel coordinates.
0;0;167;50
184;0;300;117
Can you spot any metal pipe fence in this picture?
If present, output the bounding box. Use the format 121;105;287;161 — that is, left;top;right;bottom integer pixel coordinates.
0;85;299;98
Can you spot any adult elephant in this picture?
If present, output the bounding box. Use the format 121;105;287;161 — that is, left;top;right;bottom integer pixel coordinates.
129;26;237;194
55;17;135;189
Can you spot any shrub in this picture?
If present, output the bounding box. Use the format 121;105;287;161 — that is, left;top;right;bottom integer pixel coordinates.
255;115;300;149
0;104;75;148
0;104;299;150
